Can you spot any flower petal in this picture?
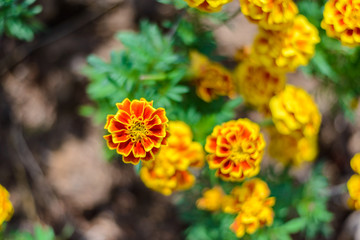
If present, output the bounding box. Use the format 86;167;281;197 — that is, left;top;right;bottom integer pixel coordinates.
133;141;146;158
149;124;166;137
112;130;130;143
123;152;140;165
116;139;134;156
108;119;127;133
116;98;131;114
104;134;118;150
104;115;115;129
141;136;154;152
143;105;155;120
130;100;145;118
115;110;131;125
150;108;168;123
141;150;155;162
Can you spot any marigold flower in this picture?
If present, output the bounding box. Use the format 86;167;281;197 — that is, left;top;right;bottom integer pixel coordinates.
347;174;360;210
196;186;225;211
240;0;298;30
234;60;286;112
205;119;266;181
190;51;235;102
321;0;360;47
104;98;169;165
221;179;275;237
140;121;204;195
268;128;318;166
252;15;320;72
350;153;360;174
183;0;232;12
0;185;13;227
269;85;321;137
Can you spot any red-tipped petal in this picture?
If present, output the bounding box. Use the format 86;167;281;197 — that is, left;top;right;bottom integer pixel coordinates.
151;147;161;156
133;141;146;158
108;119;127;133
104;134;118;150
116;98;131;114
143;105;155;120
141;150;155;162
150;108;168;123
205;136;217;153
104;115;115;129
146;115;161;128
141;136;154;152
115;110;131;124
161;131;170;146
116;139;134;156
123;152;140;165
112;130;130;143
149;124;166;137
130;100;145;118
148;134;162;148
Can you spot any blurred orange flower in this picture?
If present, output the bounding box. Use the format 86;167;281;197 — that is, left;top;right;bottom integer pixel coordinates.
140;121;204;195
240;0;298;30
252;15;320;72
269;85;321;138
222;179;275;237
205;119;265;181
183;0;232;12
234;60;286;112
104;98;169;165
321;0;360;46
190;51;235;102
348;153;360;210
0;185;13;228
196;186;225;211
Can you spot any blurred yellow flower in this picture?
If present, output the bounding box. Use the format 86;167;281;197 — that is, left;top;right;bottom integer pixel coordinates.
268;128;318;166
0;185;13;228
321;0;360;47
196;186;225;211
140;121;204;195
240;0;298;30
221;179;275;237
347;174;360;210
205;119;265;181
252;15;320;72
350;153;360;174
190;51;235;102
269;85;321;137
183;0;232;12
234;60;286;112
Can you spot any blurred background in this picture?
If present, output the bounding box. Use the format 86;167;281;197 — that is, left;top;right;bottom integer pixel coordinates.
1;0;360;239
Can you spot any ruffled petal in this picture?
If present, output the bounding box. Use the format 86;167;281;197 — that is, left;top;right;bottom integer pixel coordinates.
103;134;118;150
116;139;134;156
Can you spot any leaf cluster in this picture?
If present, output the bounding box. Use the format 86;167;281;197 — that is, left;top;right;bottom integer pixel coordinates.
1;224;55;240
0;0;42;41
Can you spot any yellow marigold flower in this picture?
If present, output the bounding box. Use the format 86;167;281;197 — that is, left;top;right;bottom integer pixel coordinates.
140;121;205;195
268;128;318;166
350;153;360;174
190;51;235;102
183;0;232;12
252;15;320;72
269;85;321;137
234;60;286;112
104;98;169;165
221;179;275;237
321;0;360;47
0;185;13;227
240;0;298;30
196;186;225;211
347;174;360;210
205;119;266;181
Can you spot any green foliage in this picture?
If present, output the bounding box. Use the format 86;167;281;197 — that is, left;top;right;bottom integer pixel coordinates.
157;0;188;9
298;0;360;118
3;224;55;240
0;0;42;41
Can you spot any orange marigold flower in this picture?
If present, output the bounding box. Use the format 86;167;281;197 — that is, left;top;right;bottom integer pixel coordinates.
321;0;360;47
234;60;286;112
350;153;360;174
221;179;275;237
252;15;320;72
190;51;235;102
140;121;205;195
196;186;225;211
269;85;321;137
240;0;298;30
183;0;232;12
104;98;169;165
0;185;13;227
205;119;266;181
268;128;318;166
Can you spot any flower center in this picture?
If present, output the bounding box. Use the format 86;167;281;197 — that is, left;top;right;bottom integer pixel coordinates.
230;145;250;164
128;119;147;142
